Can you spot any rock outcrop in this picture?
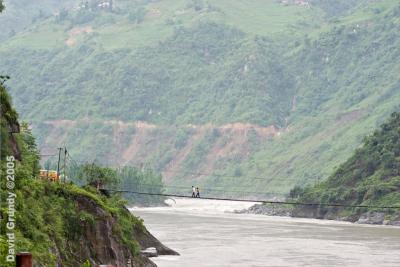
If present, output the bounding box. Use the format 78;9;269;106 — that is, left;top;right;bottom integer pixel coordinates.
235;203;292;217
72;194;178;267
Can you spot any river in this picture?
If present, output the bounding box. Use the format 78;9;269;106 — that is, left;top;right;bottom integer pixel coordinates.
131;198;400;267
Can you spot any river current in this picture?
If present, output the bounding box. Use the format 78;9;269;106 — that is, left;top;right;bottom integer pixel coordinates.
131;198;400;267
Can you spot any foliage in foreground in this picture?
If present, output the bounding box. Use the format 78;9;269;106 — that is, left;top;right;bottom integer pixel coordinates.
0;84;146;266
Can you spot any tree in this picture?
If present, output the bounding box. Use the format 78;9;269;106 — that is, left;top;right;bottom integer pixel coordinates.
289;185;304;199
79;163;119;189
19;122;40;177
0;1;4;13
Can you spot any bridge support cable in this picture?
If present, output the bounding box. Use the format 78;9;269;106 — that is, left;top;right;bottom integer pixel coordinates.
102;189;400;210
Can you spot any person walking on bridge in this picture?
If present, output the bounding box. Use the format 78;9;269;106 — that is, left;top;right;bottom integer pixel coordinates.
192;186;196;198
196;187;200;198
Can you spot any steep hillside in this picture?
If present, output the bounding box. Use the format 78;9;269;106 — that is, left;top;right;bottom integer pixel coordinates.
291;112;400;224
234;1;400;194
0;0;319;126
1;0;400;197
2;23;297;126
0;83;176;265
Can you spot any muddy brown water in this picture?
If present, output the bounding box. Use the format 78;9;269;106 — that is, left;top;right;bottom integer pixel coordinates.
131;199;400;267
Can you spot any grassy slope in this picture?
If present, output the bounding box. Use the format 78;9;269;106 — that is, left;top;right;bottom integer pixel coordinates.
1;0;322;50
0;181;146;266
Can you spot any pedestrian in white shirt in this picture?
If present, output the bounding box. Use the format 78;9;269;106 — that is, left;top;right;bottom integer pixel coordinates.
192;186;196;198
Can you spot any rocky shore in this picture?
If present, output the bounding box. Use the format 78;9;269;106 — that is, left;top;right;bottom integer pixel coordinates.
235;203;400;226
235;203;293;217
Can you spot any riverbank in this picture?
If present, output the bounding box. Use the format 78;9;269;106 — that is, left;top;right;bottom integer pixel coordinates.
234;203;400;226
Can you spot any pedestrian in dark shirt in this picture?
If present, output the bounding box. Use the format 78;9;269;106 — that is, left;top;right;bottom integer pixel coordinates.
196;187;200;198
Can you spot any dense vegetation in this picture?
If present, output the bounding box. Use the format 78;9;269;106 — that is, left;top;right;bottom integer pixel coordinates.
1;22;295;127
292;112;400;219
1;0;400;197
0;82;157;265
66;162;165;205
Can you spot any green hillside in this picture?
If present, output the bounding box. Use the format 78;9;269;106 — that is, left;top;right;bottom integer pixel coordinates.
0;80;175;265
292;112;400;221
1;0;400;197
0;0;325;126
233;1;400;194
